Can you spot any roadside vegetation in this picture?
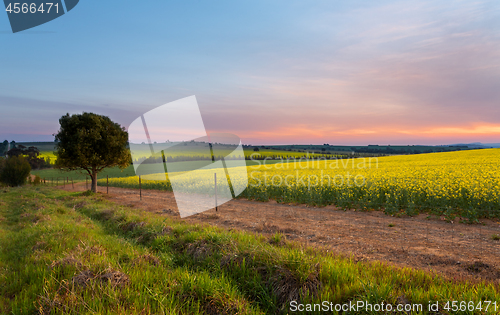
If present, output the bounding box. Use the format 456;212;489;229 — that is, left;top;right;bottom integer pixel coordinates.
0;186;498;314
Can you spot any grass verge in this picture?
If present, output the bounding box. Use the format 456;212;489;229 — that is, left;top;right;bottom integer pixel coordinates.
0;186;498;314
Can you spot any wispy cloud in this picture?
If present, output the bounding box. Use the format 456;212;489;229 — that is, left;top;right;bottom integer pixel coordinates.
1;0;499;145
201;0;500;144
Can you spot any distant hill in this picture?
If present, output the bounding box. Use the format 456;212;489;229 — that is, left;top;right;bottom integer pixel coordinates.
446;143;500;149
257;144;477;155
482;143;500;148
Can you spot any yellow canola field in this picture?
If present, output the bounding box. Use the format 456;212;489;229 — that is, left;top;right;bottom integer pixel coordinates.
99;149;500;219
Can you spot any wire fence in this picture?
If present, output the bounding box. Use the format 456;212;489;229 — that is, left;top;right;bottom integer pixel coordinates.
38;174;142;199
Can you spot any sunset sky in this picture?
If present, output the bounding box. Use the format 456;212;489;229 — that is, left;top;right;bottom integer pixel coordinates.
1;0;499;145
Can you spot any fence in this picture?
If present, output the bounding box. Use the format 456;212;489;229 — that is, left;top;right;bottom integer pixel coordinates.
39;174;144;200
38;173;226;207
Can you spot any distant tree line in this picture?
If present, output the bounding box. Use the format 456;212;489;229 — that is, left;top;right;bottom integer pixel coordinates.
352;146;468;154
3;144;51;169
245;144;474;156
0;140;16;156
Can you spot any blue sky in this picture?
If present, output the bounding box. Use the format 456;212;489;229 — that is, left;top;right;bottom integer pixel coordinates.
1;0;499;145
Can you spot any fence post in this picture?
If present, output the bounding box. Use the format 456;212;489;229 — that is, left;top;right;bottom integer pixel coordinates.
215;173;218;212
139;175;142;200
107;175;109;194
86;177;88;191
72;178;74;189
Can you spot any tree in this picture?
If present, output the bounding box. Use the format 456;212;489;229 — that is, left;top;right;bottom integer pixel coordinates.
0;156;31;187
54;112;131;193
0;141;7;156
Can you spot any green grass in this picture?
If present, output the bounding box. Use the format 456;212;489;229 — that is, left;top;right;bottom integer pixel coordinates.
32;165;137;181
0;186;498;314
32;159;289;182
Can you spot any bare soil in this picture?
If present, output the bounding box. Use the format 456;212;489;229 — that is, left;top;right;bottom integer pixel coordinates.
60;183;500;284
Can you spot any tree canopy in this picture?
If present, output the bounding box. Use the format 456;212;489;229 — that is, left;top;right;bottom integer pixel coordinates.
54;112;131;192
0;141;8;156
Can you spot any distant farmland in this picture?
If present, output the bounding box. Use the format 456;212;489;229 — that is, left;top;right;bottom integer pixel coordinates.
28;142;500;221
22;141;477;166
99;149;500;220
31;141;343;164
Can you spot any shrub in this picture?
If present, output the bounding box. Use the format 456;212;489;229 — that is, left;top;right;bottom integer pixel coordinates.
33;175;42;185
28;175;42;186
0;156;31;187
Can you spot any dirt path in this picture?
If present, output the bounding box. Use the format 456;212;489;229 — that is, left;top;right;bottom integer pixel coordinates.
60;183;500;283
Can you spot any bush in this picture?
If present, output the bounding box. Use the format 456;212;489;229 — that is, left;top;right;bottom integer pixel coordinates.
33;175;42;185
0;156;31;187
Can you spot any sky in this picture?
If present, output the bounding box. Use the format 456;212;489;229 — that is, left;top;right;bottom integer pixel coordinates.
0;0;499;145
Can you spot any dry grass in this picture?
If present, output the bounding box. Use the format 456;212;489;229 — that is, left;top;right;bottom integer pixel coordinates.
71;268;130;288
160;225;173;235
269;266;321;308
72;201;88;210
255;221;281;233
201;294;242;315
120;221;146;232
186;240;214;261
50;256;83;270
132;254;161;267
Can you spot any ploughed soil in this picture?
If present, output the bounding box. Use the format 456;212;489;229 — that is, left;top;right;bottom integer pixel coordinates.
61;183;500;284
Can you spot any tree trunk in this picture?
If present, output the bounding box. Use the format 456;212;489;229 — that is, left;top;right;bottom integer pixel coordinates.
91;169;97;193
